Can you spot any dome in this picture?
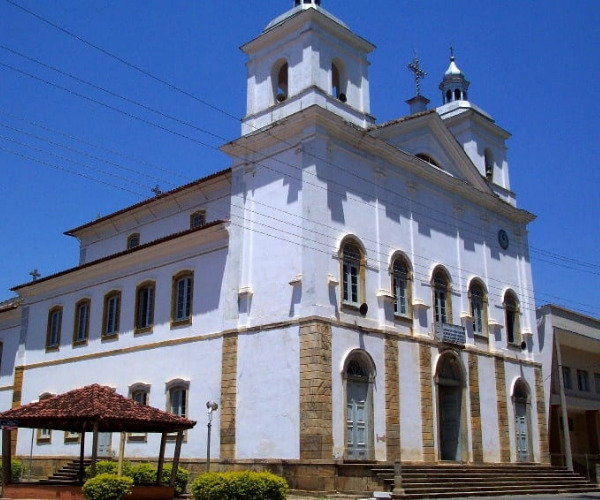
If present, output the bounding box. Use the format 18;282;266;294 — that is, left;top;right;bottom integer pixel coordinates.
444;56;464;77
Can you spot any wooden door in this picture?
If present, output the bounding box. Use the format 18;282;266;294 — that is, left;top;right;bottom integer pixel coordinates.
346;380;369;460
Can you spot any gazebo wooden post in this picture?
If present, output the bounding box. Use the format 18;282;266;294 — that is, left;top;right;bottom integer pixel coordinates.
169;430;184;488
78;431;86;483
117;431;126;476
2;428;12;485
156;432;167;486
91;421;99;477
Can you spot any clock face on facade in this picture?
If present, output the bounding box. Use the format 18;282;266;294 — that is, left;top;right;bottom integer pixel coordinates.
498;229;509;250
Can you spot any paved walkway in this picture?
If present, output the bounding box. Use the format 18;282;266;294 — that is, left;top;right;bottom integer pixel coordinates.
287;494;600;500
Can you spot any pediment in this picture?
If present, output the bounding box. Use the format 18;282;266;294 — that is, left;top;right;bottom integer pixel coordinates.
369;111;492;193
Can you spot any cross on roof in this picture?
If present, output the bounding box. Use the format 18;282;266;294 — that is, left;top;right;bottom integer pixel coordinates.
151;185;162;196
29;269;40;281
408;55;427;96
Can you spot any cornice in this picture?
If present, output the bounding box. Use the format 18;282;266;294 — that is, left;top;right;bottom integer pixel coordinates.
222;105;535;224
13;221;229;298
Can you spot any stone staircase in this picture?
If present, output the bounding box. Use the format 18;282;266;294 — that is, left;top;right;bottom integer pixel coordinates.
39;459;92;484
371;463;600;498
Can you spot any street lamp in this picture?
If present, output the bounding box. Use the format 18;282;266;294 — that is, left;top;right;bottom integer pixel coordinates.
206;401;218;472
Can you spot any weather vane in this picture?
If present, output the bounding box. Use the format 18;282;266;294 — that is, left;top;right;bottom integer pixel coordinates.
407;53;426;96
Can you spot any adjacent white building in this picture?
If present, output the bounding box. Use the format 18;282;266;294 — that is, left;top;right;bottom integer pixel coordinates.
0;0;549;492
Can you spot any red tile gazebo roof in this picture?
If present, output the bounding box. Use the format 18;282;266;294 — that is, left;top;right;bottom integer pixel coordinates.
0;384;196;433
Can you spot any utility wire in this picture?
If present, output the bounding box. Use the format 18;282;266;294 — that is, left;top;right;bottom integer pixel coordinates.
1;3;597;315
4;0;597;283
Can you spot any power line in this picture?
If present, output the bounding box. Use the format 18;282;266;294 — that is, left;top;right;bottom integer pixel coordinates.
2;2;597;316
0;54;592;316
2;7;595;282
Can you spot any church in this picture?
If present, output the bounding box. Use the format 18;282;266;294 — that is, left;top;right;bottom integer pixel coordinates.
0;0;548;493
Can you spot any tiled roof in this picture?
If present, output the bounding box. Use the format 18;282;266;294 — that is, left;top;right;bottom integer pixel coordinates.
0;384;196;433
65;167;231;236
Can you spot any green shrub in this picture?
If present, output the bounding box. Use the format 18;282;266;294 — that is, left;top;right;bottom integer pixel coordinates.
190;472;227;500
85;460;132;479
0;458;23;483
82;473;133;500
130;462;157;485
191;470;288;500
160;464;189;496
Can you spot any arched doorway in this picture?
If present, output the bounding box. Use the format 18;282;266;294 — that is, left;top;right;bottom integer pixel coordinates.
513;379;532;462
436;353;465;461
344;350;375;460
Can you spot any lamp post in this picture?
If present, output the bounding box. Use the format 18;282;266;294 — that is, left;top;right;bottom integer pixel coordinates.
206;401;218;472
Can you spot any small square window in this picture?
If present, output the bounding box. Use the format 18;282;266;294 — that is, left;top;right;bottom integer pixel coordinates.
127;233;140;249
190;210;206;229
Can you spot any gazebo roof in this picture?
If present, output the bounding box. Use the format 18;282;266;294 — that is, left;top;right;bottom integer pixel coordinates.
0;384;196;433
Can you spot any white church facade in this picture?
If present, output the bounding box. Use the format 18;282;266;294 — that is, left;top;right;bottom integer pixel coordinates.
0;0;549;493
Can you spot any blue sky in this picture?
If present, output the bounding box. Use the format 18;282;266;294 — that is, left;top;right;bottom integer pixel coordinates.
0;0;599;318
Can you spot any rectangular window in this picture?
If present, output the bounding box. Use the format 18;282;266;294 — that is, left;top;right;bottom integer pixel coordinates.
46;307;62;349
393;274;407;316
103;292;121;338
562;366;572;390
135;283;155;332
73;300;90;344
435;288;447;325
64;431;80;444
595;373;600;394
170;387;187;417
37;428;51;443
577;369;590;392
172;273;193;325
343;260;359;305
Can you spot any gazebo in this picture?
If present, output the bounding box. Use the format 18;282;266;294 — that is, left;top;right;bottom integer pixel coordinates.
0;384;196;500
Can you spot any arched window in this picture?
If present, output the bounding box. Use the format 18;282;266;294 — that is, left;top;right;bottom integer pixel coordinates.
73;298;91;345
46;306;63;350
166;379;190;439
172;271;193;326
504;290;521;345
135;281;155;333
340;238;365;308
129;383;151;441
484;148;494;181
469;280;487;337
446;90;452;104
127;233;140;249
454;89;461;101
432;267;452;329
391;253;412;318
343;350;375;460
102;290;121;338
273;60;289;103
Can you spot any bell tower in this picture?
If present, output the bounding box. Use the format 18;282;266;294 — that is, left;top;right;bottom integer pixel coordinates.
437;50;515;204
240;1;376;135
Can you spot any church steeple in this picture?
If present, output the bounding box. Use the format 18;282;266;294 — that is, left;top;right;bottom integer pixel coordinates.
439;48;470;104
240;2;375;134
